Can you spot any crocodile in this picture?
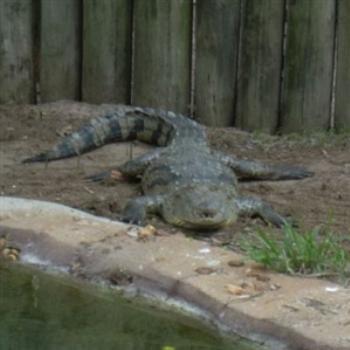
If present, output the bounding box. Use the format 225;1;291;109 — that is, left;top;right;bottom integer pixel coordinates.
23;106;313;230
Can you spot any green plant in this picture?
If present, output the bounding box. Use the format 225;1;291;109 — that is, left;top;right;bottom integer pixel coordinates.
241;225;350;276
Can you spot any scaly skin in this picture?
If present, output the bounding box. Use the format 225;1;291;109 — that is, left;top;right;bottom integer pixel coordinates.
23;105;313;230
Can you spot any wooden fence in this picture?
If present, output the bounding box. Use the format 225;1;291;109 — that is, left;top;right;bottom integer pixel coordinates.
0;0;349;133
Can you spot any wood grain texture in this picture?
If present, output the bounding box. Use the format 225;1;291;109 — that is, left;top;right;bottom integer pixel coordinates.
0;0;33;103
235;0;284;133
334;0;350;132
133;0;191;114
82;0;132;103
195;0;240;126
280;0;335;133
40;0;81;102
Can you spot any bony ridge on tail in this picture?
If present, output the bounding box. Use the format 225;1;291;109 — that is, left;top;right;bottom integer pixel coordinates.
23;105;314;230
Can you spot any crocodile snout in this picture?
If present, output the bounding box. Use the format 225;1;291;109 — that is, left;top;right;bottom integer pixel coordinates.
199;208;217;219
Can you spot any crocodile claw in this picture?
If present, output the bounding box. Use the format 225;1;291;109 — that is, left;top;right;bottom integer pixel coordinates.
274;165;314;180
86;170;125;183
22;153;49;164
86;171;109;182
121;214;145;226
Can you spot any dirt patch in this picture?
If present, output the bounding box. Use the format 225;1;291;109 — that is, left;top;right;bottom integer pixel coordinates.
1;101;350;248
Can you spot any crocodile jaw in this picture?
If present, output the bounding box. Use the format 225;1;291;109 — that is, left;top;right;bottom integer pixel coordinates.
161;186;238;230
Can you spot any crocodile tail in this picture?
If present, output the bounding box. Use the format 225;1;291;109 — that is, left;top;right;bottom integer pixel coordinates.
22;108;176;163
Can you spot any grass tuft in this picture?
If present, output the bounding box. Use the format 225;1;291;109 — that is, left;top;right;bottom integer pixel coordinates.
241;225;350;276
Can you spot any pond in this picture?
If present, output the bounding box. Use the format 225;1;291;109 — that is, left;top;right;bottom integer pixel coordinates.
0;263;263;350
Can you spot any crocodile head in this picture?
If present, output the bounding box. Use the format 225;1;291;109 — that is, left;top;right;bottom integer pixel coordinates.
161;184;238;230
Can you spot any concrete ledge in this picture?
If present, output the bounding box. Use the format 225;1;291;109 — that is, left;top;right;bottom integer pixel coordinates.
0;197;349;350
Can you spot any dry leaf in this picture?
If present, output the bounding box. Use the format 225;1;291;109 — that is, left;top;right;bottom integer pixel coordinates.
225;284;246;296
0;238;6;250
245;268;270;282
110;170;126;181
6;254;18;262
136;225;158;241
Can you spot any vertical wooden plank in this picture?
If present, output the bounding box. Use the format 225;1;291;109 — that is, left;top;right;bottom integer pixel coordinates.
235;0;284;133
133;0;191;114
0;0;33;104
82;0;132;103
40;0;81;102
335;0;350;132
195;0;240;126
280;0;335;133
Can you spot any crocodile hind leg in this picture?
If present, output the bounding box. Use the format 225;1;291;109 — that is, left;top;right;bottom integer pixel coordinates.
122;195;164;225
118;148;163;177
235;196;289;227
216;152;313;181
88;149;162;182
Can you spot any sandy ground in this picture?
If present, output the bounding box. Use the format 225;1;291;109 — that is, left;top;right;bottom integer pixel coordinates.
1;101;350;250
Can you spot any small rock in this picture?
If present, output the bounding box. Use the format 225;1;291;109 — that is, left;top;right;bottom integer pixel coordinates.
269;283;281;291
108;270;133;286
227;258;245;268
198;247;211;254
127;227;139;238
195;267;216;275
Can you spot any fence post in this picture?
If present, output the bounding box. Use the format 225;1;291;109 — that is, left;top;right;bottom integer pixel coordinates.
195;0;240;126
133;0;191;114
280;0;335;133
235;0;284;133
82;0;132;104
0;0;33;104
334;0;350;132
40;0;81;102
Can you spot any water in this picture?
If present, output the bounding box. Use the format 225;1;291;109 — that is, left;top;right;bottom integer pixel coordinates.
0;264;261;350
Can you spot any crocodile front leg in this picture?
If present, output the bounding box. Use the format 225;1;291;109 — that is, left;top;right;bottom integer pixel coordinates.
235;196;288;227
216;152;313;181
122;195;164;225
